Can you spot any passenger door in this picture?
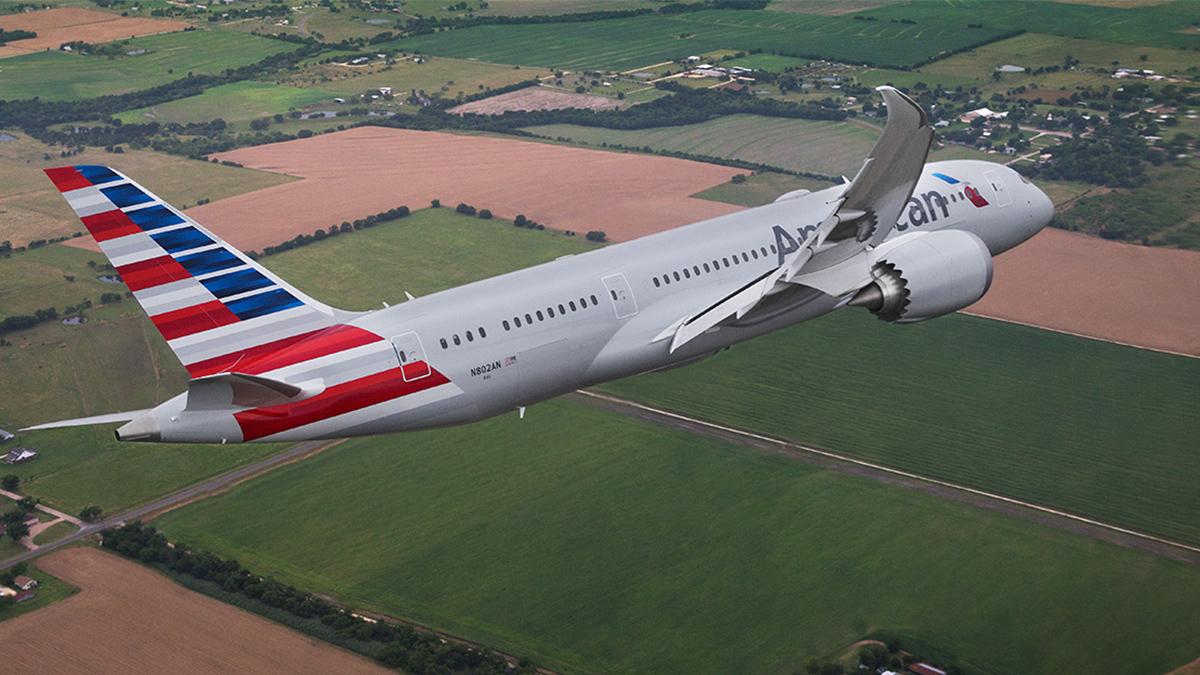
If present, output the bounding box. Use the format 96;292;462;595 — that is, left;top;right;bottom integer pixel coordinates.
390;331;430;382
983;170;1013;207
601;273;638;319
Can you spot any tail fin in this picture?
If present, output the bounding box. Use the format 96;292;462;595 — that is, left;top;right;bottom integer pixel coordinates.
45;165;351;378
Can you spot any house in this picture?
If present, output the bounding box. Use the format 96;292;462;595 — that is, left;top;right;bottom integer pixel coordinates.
12;575;37;591
995;64;1025;73
2;447;36;465
0;586;15;598
959;107;1008;123
0;429;13;443
685;55;700;63
909;663;947;675
13;590;36;603
378;86;392;96
21;512;37;525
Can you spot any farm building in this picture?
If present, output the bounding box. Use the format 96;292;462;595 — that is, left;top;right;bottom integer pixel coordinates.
2;448;37;465
0;586;14;598
959;107;1009;123
0;429;13;443
995;64;1025;73
12;575;37;591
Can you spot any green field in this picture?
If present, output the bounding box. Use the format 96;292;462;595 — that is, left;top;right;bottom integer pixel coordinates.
692;170;834;207
722;52;810;72
114;81;338;125
282;56;550;100
0;29;296;101
262;207;600;310
157;398;1200;675
862;0;1200;51
31;521;75;546
600;311;1200;546
387;9;1015;71
526;115;993;178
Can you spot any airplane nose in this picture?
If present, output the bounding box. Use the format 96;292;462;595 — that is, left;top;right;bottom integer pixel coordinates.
1029;183;1054;233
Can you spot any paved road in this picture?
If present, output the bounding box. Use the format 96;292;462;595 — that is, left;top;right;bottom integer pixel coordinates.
568;390;1200;565
0;440;337;569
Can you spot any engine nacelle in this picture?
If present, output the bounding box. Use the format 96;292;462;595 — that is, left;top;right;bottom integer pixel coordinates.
849;229;993;323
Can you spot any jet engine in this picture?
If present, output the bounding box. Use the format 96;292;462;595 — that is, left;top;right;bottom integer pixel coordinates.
848;229;993;323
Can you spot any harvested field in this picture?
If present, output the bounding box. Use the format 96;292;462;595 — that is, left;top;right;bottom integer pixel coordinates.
970;228;1200;356
0;8;188;56
67;126;740;250
0;547;388;674
447;86;624;115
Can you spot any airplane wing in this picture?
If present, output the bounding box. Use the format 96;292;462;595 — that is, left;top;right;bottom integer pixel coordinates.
657;86;932;353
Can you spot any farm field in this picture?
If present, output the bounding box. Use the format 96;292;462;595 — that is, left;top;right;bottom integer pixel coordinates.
0;7;188;56
0;132;295;246
175;126;740;247
600;310;1200;546
386;9;1016;71
281;56;550;100
861;0;1200;51
0;547;389;673
447;86;624;115
114;81;339;126
0;29;296;101
156;398;1200;675
525;115;993;178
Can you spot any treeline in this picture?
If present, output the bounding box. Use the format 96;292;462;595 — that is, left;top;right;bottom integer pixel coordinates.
0;28;35;46
257;205;411;257
1017;124;1155;188
0;307;59;335
101;523;537;675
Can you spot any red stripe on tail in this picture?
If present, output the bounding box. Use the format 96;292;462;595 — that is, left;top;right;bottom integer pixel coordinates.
81;210;142;242
151;300;240;341
235;366;449;441
43;167;91;192
116;255;191;292
183;325;381;378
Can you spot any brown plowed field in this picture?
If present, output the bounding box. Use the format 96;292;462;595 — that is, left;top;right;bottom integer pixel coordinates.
0;8;188;55
131;126;739;248
448;86;625;115
969;228;1200;356
0;547;389;674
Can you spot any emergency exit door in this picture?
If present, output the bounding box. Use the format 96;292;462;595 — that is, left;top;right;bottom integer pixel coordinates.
391;331;430;382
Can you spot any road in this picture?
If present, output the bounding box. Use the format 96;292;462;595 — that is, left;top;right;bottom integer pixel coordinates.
568;390;1200;565
0;439;339;569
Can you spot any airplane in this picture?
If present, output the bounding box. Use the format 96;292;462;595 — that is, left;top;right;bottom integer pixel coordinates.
24;87;1054;443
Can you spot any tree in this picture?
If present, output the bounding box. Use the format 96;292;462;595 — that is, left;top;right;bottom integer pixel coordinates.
477;209;492;219
0;475;17;491
585;230;607;242
79;505;103;522
6;521;28;542
16;496;37;511
430;199;441;208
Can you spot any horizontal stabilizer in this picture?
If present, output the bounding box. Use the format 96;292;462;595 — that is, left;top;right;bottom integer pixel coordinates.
186;372;324;410
21;409;153;432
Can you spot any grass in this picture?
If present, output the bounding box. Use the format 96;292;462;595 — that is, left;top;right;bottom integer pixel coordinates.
385;8;1015;72
599;310;1200;547
526;115;993;178
0;29;296;101
1052;163;1200;249
261;207;600;310
0;563;77;621
156;398;1200;675
32;521;75;546
114;81;339;125
861;0;1200;51
692;170;835;207
281;55;549;100
722;52;809;72
0;131;295;246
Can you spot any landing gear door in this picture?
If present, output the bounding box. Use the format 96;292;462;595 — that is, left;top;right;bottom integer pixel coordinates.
983;170;1012;207
601;273;638;319
391;331;430;382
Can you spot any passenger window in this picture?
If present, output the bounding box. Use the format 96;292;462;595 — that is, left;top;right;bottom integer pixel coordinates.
525;313;533;324
610;289;617;300
579;297;587;308
479;327;487;338
673;271;681;281
663;275;671;285
514;316;522;327
769;244;777;254
653;277;661;287
683;268;691;279
760;247;767;257
569;300;577;311
692;265;700;276
712;260;719;270
466;330;474;342
439;338;448;349
503;320;510;331
703;262;711;273
548;307;555;318
536;310;544;321
558;303;566;314
590;294;598;305
741;252;749;262
453;334;461;346
751;249;759;259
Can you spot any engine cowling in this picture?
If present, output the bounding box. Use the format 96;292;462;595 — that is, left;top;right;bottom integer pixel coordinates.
849;229;993;323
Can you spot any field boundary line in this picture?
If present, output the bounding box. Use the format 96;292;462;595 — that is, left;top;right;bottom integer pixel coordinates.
960;310;1199;359
573;390;1200;559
